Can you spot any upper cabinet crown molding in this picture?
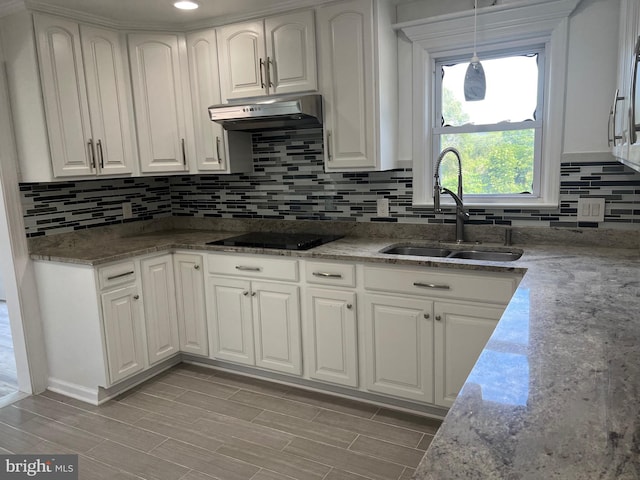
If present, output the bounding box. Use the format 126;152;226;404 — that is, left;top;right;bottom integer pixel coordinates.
396;0;581;52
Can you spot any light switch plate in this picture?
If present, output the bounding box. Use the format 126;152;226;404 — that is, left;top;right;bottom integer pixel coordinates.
377;198;390;217
576;198;605;222
122;202;133;219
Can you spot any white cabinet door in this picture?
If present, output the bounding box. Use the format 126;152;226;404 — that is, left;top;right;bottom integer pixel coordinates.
207;276;255;365
33;13;93;177
317;0;375;171
306;288;357;387
186;29;227;171
433;302;503;408
80;24;134;176
363;293;434;403
265;10;317;95
252;281;302;375
141;255;180;365
101;284;145;383
174;253;208;357
128;33;191;173
217;21;266;100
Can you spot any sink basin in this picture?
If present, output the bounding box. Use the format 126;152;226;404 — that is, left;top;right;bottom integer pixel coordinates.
379;244;523;262
379;245;452;257
447;250;522;262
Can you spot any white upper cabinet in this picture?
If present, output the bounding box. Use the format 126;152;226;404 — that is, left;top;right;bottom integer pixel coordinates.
264;11;317;96
317;0;398;172
128;33;193;173
619;0;640;172
186;29;252;173
217;10;317;101
33;13;134;178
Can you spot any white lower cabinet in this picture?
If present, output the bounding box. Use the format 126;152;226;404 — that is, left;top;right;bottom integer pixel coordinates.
207;276;255;365
101;283;146;383
206;253;302;376
363;294;434;403
306;288;358;387
174;253;208;356
252;281;302;375
362;264;521;407
140;254;180;365
207;274;302;375
434;302;504;408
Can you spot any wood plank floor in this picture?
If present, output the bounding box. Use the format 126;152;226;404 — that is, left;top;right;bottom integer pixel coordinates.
0;301;18;399
0;363;441;480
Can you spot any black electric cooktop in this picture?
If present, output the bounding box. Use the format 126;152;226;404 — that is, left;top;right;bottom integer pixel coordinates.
207;232;343;251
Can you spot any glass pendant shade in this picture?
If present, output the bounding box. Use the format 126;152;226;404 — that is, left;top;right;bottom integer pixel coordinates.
464;55;486;101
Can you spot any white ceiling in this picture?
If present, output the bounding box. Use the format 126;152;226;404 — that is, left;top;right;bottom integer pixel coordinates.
0;0;350;29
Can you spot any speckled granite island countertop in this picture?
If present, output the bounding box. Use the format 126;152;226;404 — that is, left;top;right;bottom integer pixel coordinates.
29;226;640;479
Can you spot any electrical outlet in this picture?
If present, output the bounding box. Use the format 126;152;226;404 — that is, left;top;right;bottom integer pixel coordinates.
122;202;133;219
576;198;605;222
377;198;390;217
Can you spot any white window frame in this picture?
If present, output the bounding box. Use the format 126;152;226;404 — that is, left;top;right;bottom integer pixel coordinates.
397;0;578;208
433;46;545;203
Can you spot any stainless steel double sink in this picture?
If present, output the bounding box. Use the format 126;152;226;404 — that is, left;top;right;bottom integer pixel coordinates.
379;244;523;262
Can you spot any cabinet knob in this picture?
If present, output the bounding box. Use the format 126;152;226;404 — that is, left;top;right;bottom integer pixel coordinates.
346;304;353;309
194;265;200;270
435;315;442;321
133;294;139;300
424;313;430;319
243;291;249;296
251;292;256;297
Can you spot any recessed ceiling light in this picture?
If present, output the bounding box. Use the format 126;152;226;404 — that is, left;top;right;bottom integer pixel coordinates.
174;1;199;10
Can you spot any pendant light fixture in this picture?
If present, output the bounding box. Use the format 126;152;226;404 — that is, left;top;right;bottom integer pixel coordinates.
464;0;486;101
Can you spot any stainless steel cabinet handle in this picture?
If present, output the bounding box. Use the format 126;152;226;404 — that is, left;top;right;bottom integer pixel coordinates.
327;131;333;161
235;266;261;272
215;136;222;164
133;294;140;300
413;282;450;290
107;271;135;280
194;265;200;270
611;89;625;146
267;56;274;87
181;138;187;166
259;58;266;89
87;139;96;169
97;139;104;169
608;96;615;147
435;315;442;321
312;272;343;279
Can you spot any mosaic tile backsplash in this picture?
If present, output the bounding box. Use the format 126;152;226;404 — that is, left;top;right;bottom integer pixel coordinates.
20;128;640;237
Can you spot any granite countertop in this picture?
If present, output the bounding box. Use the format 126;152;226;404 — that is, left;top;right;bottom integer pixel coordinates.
28;227;640;479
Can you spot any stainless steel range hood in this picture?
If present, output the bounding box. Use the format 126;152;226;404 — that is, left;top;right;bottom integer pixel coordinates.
208;94;322;131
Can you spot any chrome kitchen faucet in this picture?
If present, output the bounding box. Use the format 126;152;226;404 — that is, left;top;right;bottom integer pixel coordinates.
433;147;470;243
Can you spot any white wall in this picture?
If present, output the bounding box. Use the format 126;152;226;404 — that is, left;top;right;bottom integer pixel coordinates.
563;0;620;153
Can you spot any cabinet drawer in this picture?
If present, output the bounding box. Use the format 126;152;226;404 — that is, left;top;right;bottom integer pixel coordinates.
98;261;138;290
208;254;299;282
363;265;518;305
305;261;355;287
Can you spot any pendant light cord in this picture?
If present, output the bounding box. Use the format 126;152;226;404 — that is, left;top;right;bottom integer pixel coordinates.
473;0;478;58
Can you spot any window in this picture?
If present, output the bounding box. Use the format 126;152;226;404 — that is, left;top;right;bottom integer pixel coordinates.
399;1;571;208
434;49;545;200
